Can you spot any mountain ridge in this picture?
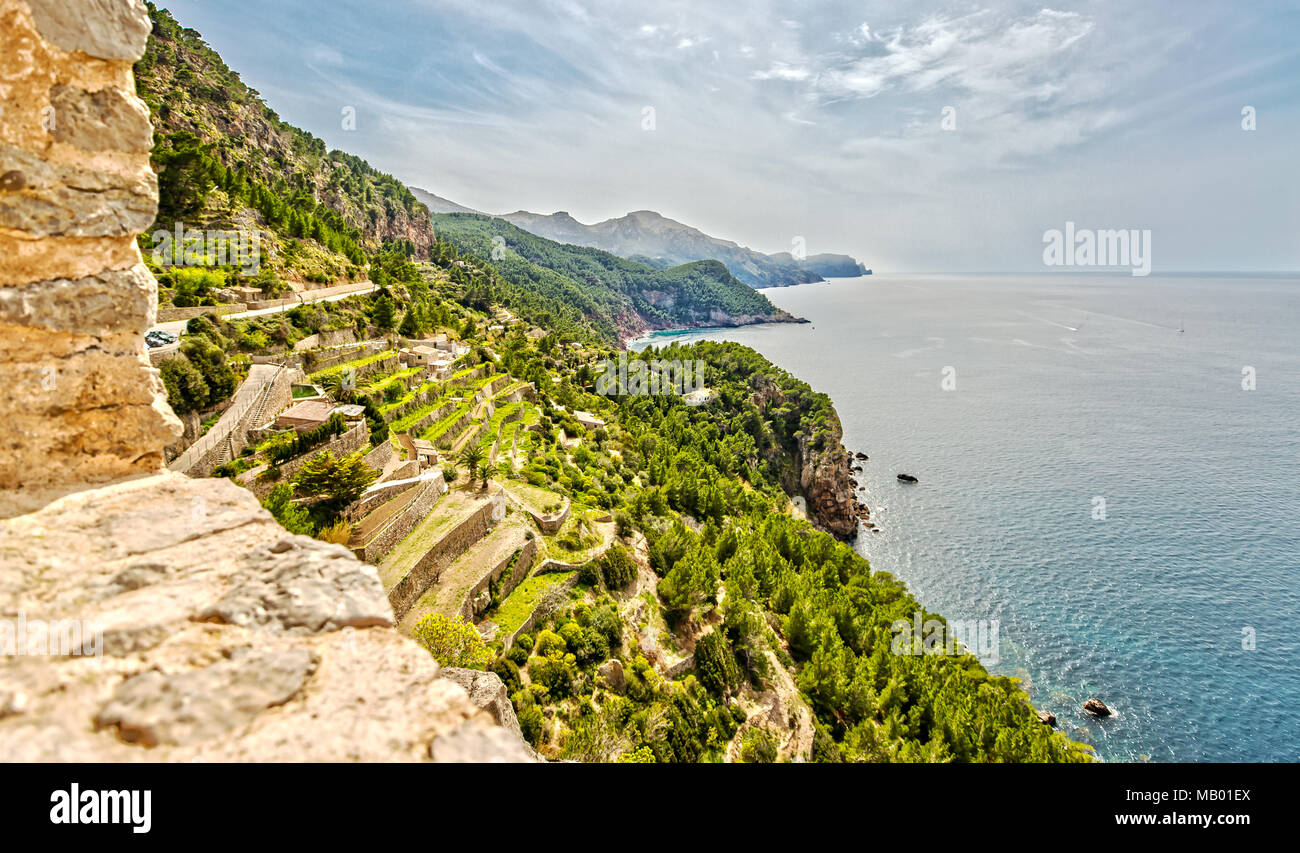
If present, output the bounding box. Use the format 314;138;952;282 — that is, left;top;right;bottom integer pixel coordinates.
499;208;828;289
429;213;803;343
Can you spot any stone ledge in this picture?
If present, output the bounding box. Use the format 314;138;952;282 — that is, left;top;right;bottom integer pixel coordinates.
0;472;536;761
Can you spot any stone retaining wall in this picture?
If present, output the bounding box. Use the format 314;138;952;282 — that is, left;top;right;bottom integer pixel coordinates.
349;469;439;520
398;397;456;437
430;408;476;449
241;281;374;312
502;571;581;652
461;536;538;622
361;436;395;474
155;303;246;322
350;353;401;384
388;491;505;622
179;363;297;477
353;476;446;564
391;459;419;480
306;342;377;374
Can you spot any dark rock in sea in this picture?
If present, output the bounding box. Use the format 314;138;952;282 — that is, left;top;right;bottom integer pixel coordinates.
855;452;868;460
896;473;918;483
1083;698;1112;717
852;464;863;473
1038;710;1057;727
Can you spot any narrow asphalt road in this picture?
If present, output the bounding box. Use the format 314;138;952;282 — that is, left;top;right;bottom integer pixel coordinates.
147;282;378;345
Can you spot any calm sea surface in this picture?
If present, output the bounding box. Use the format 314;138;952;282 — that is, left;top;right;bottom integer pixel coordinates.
632;273;1300;762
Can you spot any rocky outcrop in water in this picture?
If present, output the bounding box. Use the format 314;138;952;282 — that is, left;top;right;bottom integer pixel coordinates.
1083;698;1112;717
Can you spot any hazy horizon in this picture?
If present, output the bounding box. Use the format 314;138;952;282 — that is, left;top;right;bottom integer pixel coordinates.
160;0;1300;273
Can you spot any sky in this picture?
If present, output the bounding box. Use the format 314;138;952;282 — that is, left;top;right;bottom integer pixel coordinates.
161;0;1300;272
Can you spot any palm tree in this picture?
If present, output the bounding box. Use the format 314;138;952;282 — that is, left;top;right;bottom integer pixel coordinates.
320;372;344;397
457;444;484;486
476;461;494;490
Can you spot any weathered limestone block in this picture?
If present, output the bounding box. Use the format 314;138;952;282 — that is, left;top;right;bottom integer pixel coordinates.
0;401;177;504
94;646;319;747
0;144;158;238
24;0;151;61
0;264;156;336
199;539;395;635
0;1;176;507
0;473;536;761
0;234;143;289
430;722;536;764
441;666;522;735
49;83;154;153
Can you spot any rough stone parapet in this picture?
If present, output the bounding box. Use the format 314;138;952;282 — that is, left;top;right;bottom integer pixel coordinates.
0;0;180;515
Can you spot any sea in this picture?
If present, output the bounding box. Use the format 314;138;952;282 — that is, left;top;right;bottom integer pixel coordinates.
631;273;1300;763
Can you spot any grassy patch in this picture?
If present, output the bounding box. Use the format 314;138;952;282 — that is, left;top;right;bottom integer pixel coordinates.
486;571;576;637
309;349;395;381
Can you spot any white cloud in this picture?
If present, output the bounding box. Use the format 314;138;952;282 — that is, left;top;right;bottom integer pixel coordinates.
752;63;812;81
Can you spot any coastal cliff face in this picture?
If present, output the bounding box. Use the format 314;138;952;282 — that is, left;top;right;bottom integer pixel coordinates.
750;375;858;540
797;411;859;540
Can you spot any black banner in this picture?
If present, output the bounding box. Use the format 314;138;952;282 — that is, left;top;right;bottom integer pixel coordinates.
1;761;1287;839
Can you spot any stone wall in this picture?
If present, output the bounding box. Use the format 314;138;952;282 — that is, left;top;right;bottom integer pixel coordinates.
461;536;537;622
360;436;395;476
155;303;245;323
388;490;505;621
240;280;374;312
352;475;446;564
307;351;401;386
502;572;581;652
399;398;457;438
0;0;182;515
348;472;443;523
391;459;420;480
172;363;299;478
305;343;372;374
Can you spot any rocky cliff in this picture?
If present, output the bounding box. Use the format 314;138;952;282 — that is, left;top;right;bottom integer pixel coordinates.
134;5;433;264
750;375;858;541
768;251;870;278
797;413;859;540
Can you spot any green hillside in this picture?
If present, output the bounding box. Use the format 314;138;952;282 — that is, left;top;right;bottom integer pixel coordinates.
431;213;798;343
134;3;431;301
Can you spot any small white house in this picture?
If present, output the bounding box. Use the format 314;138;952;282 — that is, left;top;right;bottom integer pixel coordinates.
683;387;714;407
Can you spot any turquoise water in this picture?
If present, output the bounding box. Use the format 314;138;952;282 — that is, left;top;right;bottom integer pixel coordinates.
632;273;1300;762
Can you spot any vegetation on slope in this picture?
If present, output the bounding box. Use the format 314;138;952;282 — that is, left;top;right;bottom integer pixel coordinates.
148;4;1088;765
134;3;432;294
431;214;797;343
